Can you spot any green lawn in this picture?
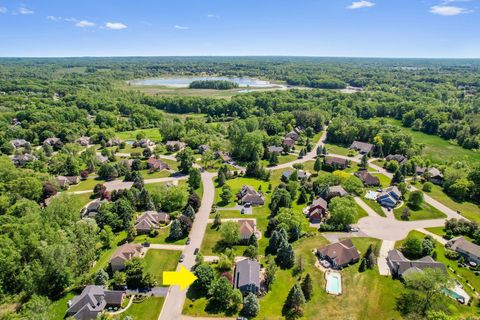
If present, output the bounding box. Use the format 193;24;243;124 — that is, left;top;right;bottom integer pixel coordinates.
372;173;391;188
116;128;163;141
134;227;187;245
425;226;475;243
90;231;127;275
354;201;369;221
144;249;181;286
381;118;480;165
140;169;172;179
393;201;446;221
51;291;76;320
67;177;107;192
371;159;385;167
324;143;352;157
120;297;165;320
422;183;480;223
363;198;386;217
199;223;247;257
67;192;93;212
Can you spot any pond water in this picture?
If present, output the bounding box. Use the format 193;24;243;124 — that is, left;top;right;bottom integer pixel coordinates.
128;76;274;88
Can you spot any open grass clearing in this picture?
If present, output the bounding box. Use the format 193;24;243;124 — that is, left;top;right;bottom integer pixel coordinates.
393;201;446;221
144;249;181;286
119;297;165;320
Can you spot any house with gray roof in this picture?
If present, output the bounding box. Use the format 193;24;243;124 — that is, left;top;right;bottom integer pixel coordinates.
446;237;480;265
385;154;407;165
135;211;170;233
349;141;374;154
165;140;186;152
354;170;380;187
234;258;260;294
327;185;348;199
416;166;444;185
377;186;402;209
109;243;144;272
66;285;125;320
10;139;29;149
237;185;265;206
267;145;284;154
282;169;310;181
387;249;446;278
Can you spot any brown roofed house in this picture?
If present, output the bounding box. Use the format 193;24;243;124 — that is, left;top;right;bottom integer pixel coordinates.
147;157;170;172
416;166;444;185
327;185;348;199
281;137;295;148
354;170;380;187
135;211;170;233
165;140;186;152
317;239;360;269
238;219;257;240
324;156;349;170
387;249;446;277
109;243;143;272
308;197;328;223
237;185;265;206
385;154;407;165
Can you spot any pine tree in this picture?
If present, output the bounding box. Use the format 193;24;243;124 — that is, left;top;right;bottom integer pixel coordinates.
269;152;279;166
322;145;327;155
213;213;222;228
276;242;295;269
284;283;306;317
217;171;226;187
360;154;368;169
242;292;260;318
316;146;322;156
314;157;322;172
169;219;184;240
297;188;308;204
301;274;313;300
183;205;196;219
392;169;405;184
248;234;258;247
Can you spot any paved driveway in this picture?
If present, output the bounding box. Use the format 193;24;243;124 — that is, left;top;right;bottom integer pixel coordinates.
378;240;394;276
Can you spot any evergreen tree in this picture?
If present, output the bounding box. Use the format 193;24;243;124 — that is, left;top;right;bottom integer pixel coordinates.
269;152;279;166
392;169;405;184
276;242;295;269
283;283;306;318
301;274;313;301
213;213;222;228
297;188;308;204
169;219;184;240
183;205;196;220
217;171;226;187
360;154;368;169
316;146;322;157
188;168;201;190
313;157;322;172
242;292;260;318
248;234;258;247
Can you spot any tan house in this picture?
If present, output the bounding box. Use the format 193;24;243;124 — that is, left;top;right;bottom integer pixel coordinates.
237;186;265;205
238;219;258;240
109;243;143;272
135;211;170;233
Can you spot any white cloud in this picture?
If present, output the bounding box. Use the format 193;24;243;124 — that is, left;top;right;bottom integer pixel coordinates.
76;20;96;27
0;7;7;14
347;1;375;9
18;7;34;14
207;14;220;19
430;5;469;15
174;25;190;30
47;15;59;21
105;22;128;30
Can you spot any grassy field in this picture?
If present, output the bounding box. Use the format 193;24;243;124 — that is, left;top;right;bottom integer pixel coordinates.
116;128;163;141
67;177;107;192
393;201;446;221
381;118;480;165
372;173;391;188
51;291;76;320
363;198;386;217
425;226;475;243
140;169;172;179
120;297;165;320
324;143;352;157
421;182;480;222
144;249;181;286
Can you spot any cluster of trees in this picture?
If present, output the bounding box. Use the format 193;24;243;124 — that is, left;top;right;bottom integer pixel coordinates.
444;218;480;244
286;75;346;89
401;235;436;260
189;80;239;90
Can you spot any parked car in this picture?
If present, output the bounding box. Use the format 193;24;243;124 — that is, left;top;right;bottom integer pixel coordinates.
194;248;199;255
179;254;185;263
186;237;191;245
142;242;151;247
350;227;360;232
244;202;251;208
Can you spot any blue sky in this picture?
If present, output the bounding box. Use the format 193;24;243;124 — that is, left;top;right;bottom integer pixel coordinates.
0;0;479;58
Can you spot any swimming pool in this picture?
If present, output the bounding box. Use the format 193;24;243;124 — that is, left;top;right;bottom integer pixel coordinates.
325;272;342;295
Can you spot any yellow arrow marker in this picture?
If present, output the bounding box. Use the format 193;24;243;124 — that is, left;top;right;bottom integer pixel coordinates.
163;265;198;290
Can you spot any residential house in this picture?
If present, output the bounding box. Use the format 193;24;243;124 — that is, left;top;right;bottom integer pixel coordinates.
317;239;360;269
237;186;265;206
387;249;446;277
349;141;374;154
135;211;170;233
307;197;328;223
109;243;143;272
66;285;125;320
354;170;380;187
323;156;349;171
106;138;122;147
96;154;109;164
446;237;480;265
267;146;284;154
281;137;295;148
165;141;186;152
327;185;348;199
385;154;407;165
10;139;29;149
12;154;37;167
215;151;233;163
135;139;155;148
147;157;170;172
76;136;91;146
233;258;261;294
285;130;300;141
56;176;80;189
82;200;102;218
416;166;444;185
238;219;257;240
377;186;402;209
282;169;310;181
43;137;61;146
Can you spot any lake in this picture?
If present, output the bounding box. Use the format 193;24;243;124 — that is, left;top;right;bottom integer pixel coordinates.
128;76;274;88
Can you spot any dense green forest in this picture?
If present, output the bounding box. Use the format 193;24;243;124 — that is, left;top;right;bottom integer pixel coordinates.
189;80;239;90
0;57;479;318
